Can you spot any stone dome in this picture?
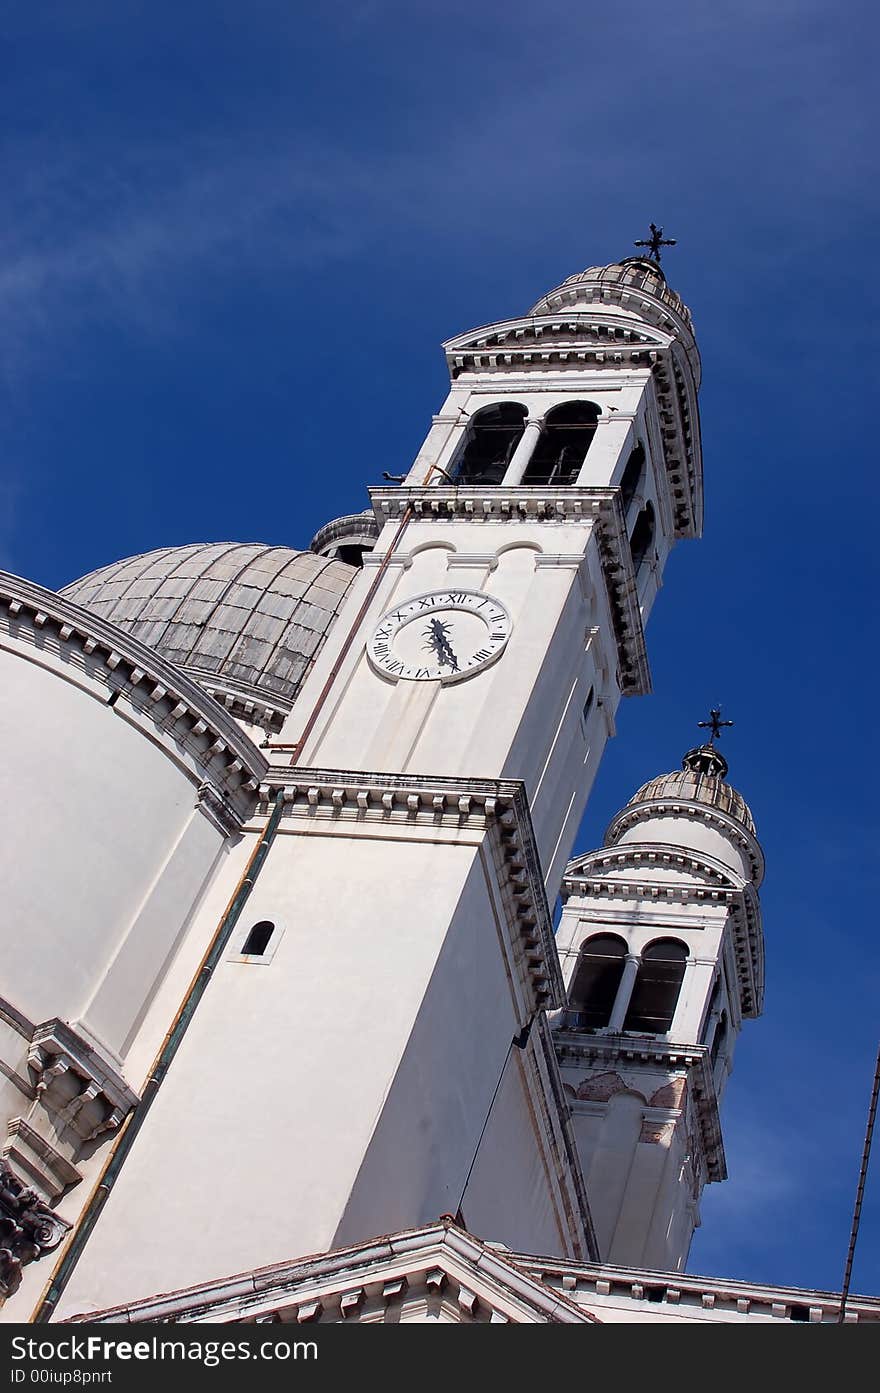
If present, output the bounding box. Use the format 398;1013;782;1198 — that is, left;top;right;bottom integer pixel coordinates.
625;744;756;837
62;542;358;725
529;257;693;330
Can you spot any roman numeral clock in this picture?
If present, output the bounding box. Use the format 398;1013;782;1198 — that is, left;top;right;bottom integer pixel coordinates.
367;589;512;683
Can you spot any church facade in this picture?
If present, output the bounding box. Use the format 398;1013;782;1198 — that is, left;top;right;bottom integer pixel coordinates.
0;255;875;1325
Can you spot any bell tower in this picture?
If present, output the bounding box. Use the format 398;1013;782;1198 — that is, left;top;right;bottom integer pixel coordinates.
288;254;703;889
553;733;765;1271
47;252;709;1319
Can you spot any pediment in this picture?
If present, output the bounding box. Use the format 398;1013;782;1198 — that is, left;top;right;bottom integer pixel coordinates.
69;1223;597;1325
444;314;670;360
563;841;746;896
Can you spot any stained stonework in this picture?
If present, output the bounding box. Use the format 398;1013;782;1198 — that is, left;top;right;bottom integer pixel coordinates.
575;1072;636;1103
649;1079;687;1109
638;1120;677;1145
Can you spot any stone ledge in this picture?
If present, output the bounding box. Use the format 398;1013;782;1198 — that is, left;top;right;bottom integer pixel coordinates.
2;1117;81;1203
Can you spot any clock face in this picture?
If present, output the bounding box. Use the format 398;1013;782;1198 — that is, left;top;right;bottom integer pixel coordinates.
367;589;512;684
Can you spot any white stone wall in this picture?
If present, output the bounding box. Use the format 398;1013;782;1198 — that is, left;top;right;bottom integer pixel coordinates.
614;813;754;882
461;1048;579;1257
284;522;633;904
55;822;531;1316
0;646;229;1060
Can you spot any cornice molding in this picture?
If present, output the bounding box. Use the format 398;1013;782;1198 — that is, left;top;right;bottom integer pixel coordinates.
440;311;701;539
0;994;35;1041
186;668;292;735
605;797;765;886
0;571;266;829
444;312;670;356
563;840;746;893
257;767;563;1014
520;1254;880;1323
368;487;650;696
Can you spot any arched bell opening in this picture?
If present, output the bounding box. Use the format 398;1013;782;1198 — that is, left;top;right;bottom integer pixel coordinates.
521;401;600;486
450;402;527;485
623;939;688;1034
567;934;628;1029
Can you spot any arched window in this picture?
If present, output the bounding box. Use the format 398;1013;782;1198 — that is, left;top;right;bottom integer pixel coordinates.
619;443;645;514
522;401;600;486
623;939;688;1033
451;402;526;485
629;500;655;573
568;934;627;1028
241;920;275;956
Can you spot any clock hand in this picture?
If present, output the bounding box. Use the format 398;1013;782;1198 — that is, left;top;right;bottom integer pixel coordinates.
423;617;459;672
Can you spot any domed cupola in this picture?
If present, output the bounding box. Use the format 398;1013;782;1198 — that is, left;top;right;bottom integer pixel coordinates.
436;236;703;542
62;542;359;733
627;743;757;838
605;731;763;887
528;255;696;343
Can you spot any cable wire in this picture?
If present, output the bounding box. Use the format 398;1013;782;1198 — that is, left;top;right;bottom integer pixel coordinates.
838;1041;880;1323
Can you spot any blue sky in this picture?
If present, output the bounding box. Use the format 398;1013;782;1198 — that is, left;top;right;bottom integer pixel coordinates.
3;1;878;1295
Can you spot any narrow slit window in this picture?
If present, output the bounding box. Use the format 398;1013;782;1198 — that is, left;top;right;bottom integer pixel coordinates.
241;920;275;956
582;685;595;723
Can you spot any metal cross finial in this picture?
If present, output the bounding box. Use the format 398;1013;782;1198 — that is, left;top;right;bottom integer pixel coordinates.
697;707;734;744
633;223;677;264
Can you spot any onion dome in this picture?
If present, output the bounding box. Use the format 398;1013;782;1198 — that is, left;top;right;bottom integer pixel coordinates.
62;542;358;728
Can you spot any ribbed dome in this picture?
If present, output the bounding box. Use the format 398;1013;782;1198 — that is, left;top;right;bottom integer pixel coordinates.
62;543;357;718
627;745;756;837
529;257;693;331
